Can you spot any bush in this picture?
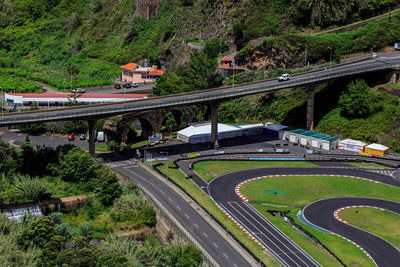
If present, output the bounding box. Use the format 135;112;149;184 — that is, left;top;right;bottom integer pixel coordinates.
339;79;371;118
140;204;157;227
55;223;77;239
49;212;63;225
79;222;92;237
13;175;52;202
97;173;122;206
17;217;55;249
107;141;120;152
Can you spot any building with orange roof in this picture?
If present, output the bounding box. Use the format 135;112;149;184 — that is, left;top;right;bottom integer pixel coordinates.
216;57;246;78
121;60;164;83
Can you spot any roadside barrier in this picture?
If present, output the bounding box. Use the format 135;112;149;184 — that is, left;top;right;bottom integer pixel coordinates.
136;182;220;267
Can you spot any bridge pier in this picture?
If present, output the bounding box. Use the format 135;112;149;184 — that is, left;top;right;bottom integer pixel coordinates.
210;102;221;149
306;87;315;131
387;70;399;84
87;119;97;157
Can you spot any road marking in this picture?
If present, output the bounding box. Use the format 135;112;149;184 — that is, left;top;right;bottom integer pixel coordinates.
194;223;199;228
176;205;181;210
223;253;229;259
168;197;173;202
158;188;165;195
203;232;208;238
185;214;190;219
212;242;218;248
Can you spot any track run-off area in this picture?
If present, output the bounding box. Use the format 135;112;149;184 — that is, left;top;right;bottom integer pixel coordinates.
208;167;400;267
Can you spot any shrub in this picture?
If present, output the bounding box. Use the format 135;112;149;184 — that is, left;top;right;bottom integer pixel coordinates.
107;141;120;152
97;173;122;206
79;222;92;236
339;79;371;118
49;212;63;225
17;216;55;249
140;204;157;227
55;223;77;239
13;175;52;202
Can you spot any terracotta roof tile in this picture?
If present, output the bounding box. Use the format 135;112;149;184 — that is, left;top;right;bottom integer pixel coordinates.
120;63;137;72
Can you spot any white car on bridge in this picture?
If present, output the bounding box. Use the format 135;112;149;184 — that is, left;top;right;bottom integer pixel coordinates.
278;73;290;81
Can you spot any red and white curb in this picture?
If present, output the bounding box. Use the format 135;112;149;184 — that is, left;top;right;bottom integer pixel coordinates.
215;203;268;252
333;205;385;264
234;175;382;265
235;174;381;202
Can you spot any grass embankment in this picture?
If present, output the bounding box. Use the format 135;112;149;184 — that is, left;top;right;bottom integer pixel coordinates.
241;175;400;266
340;207;400;250
241;175;400;206
193;160;317;182
156;162;279;266
96;140;149;152
346;162;391;169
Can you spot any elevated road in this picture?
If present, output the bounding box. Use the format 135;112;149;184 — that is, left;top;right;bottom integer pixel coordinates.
1;53;399;127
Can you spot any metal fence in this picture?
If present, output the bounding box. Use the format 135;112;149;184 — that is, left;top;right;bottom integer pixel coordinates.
136;183;220;267
0;61;398;126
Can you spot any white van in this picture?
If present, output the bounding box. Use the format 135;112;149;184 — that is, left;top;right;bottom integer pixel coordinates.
97;131;105;142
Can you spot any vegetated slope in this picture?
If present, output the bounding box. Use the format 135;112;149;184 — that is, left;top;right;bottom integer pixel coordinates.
0;0;399;90
219;76;400;151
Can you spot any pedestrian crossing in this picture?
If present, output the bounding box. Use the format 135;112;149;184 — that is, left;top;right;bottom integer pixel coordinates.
367;169;395;177
105;160;137;168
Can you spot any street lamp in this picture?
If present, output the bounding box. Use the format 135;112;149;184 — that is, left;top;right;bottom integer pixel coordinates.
327;47;332;69
160;151;169;178
0;86;3;119
201;184;211;217
232;63;235;88
252;232;264;267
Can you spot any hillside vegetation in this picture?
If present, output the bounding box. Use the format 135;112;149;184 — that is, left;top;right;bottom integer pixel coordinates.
0;0;399;90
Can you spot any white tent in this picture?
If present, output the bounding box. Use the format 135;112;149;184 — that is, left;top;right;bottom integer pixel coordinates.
177;123;242;144
338;139;366;152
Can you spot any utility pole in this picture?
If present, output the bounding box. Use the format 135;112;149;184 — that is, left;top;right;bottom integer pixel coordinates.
327;47;332;69
304;43;308;67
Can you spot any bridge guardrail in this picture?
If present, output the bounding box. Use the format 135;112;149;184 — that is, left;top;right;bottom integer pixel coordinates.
136;183;220;267
0;62;398;126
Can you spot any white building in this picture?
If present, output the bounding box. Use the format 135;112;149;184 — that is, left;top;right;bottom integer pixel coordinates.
5;93;148;107
237;123;264;136
177;123;242;144
338;139;366;153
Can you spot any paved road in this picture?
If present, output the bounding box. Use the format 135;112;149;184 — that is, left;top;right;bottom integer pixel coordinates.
304;197;400;267
103;155;253;267
1;53;400;126
206;167;400;266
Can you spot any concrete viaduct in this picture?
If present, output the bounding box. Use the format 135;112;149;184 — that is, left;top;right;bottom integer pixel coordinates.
1;54;399;156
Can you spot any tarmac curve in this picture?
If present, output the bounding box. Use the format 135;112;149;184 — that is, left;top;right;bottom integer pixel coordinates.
208;167;400;267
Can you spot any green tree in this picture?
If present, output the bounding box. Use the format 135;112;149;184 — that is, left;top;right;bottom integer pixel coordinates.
139;204;157;227
169;243;203;266
39;235;67;267
107;140;120;152
51;147;99;183
0;139;19;174
98;173;122;206
339;79;371;118
17;216;55;249
96;253;130;267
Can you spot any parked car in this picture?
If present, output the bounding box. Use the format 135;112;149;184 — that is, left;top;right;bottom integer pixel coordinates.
68;134;75;141
114;84;121;89
97;131;105;142
79;134;86;140
278;73;290;82
130;82;138;87
122;83;131;88
72;88;85;93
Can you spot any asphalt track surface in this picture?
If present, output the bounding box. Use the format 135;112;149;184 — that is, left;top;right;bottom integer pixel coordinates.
208;167;400;267
1;53;400;126
105;156;252;267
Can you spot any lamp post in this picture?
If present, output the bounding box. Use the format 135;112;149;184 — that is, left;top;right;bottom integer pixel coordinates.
0;86;3;119
232;63;235;88
327;46;332;69
160;151;169;178
252;232;263;267
201;184;211;217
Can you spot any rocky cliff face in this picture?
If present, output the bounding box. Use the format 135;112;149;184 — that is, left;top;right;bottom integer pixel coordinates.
136;0;164;20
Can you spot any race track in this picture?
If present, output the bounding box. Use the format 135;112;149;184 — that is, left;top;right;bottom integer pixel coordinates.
208;167;400;266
